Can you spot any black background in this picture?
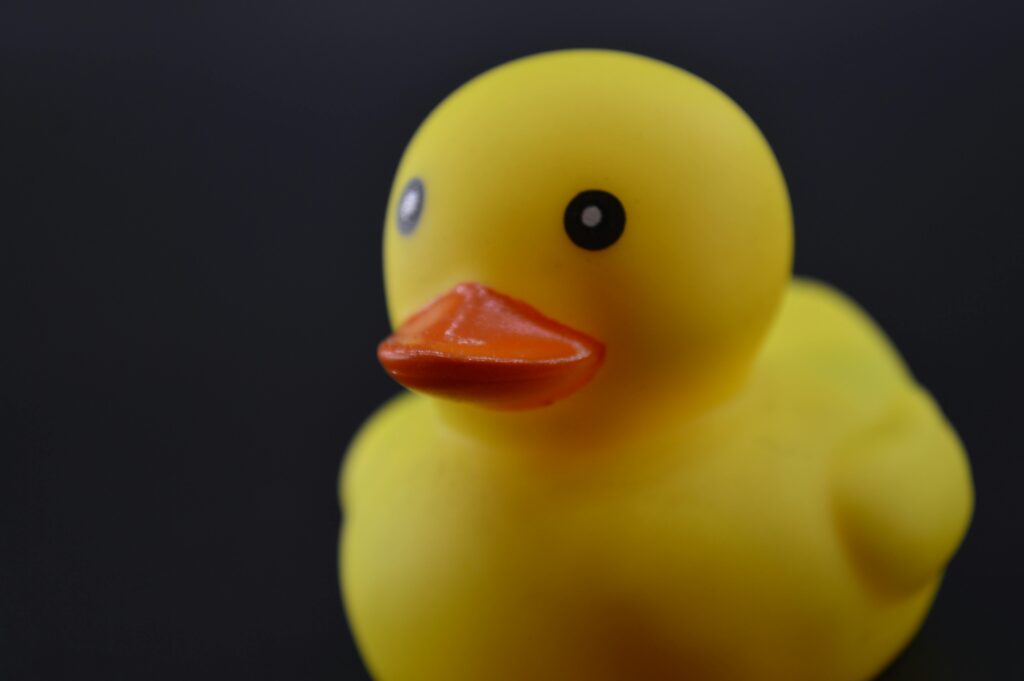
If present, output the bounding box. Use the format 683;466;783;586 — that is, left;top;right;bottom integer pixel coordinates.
3;1;1023;679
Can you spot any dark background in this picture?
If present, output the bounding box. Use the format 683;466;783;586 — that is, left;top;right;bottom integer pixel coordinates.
3;1;1022;679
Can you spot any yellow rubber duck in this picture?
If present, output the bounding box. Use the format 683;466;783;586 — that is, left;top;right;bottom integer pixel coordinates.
339;49;973;681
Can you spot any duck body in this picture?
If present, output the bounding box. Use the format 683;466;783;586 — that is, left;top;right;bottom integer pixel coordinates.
342;279;972;681
339;49;973;680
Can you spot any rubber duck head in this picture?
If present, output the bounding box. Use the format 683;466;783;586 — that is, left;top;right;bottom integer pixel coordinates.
378;50;792;440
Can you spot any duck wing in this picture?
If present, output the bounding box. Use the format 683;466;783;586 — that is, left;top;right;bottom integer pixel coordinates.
830;386;973;592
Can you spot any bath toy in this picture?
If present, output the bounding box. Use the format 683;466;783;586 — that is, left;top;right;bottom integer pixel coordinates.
339;49;973;681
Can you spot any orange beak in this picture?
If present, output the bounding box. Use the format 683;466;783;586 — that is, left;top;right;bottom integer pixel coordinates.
378;282;605;410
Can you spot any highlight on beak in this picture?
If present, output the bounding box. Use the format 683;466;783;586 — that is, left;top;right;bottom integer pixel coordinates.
378;282;605;410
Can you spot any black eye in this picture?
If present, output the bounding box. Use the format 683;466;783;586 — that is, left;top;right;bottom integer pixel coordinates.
564;189;625;250
396;178;424;235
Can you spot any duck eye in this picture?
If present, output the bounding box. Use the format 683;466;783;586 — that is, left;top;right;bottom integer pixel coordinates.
564;189;625;250
396;178;425;235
